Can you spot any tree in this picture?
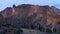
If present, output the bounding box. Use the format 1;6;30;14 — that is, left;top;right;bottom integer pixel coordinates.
2;29;7;34
46;28;52;33
31;25;36;29
39;25;45;32
53;28;57;33
14;28;23;34
0;18;5;27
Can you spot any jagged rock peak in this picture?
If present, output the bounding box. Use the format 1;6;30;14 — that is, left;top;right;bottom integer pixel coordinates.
14;4;50;8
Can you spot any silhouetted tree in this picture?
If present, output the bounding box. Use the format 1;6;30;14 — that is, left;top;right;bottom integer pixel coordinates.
46;28;52;33
39;25;45;32
59;29;60;32
31;25;36;29
53;28;57;33
14;28;23;34
0;18;5;27
2;29;7;34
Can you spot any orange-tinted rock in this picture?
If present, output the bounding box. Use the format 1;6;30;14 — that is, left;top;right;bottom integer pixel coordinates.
0;4;60;28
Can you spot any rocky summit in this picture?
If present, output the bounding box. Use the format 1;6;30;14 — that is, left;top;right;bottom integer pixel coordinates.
0;4;60;34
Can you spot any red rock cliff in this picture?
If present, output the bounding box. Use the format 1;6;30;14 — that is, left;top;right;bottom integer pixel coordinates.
0;4;60;29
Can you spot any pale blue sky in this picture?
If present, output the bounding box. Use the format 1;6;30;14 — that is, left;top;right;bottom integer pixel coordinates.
0;0;60;11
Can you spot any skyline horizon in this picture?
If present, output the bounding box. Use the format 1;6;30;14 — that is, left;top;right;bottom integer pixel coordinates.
0;4;60;11
0;0;60;11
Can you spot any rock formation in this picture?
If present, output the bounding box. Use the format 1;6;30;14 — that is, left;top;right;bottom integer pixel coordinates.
0;4;60;32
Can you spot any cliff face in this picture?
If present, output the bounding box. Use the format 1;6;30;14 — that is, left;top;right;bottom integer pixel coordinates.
0;4;60;29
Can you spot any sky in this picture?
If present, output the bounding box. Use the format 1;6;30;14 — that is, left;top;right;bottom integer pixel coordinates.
0;0;60;11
